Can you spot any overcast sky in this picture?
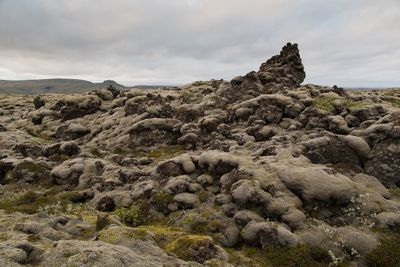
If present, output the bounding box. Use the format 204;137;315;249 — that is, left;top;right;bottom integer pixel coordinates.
0;0;399;87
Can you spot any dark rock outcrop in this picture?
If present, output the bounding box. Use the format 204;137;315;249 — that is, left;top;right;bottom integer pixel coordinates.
257;42;306;88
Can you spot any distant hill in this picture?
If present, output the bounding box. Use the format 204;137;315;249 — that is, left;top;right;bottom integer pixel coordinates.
0;79;127;94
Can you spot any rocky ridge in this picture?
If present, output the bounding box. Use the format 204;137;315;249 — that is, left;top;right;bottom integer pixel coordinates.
1;43;400;266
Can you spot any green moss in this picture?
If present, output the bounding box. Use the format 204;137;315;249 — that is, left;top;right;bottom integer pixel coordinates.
0;233;9;241
381;96;400;108
63;252;76;258
27;234;40;242
313;96;369;113
99;225;185;246
113;147;129;156
90;147;105;158
181;91;201;103
114;203;150;227
74;224;96;238
226;248;260;267
16;161;46;173
126;228;148;240
0;188;90;215
389;186;400;198
136;225;186;248
242;245;337;267
59;154;71;162
147;145;185;159
313;96;338;112
344;99;370;109
165;235;213;262
181;210;226;245
110;145;184;160
366;233;400;267
0;190;50;214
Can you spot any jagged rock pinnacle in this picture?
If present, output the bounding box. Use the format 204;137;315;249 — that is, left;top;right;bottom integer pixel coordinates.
258;42;306;88
220;43;306;102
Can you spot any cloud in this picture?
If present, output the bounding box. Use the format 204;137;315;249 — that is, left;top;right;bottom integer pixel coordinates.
0;0;399;87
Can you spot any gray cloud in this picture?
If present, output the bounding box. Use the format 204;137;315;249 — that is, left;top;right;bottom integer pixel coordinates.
0;0;399;87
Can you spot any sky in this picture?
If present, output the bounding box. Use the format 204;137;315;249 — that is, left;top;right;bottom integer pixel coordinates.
0;0;399;87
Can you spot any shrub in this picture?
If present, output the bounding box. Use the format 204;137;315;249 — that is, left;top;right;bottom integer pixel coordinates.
115;204;147;227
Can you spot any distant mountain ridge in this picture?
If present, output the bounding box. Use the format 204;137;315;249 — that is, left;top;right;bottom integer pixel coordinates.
0;79;127;94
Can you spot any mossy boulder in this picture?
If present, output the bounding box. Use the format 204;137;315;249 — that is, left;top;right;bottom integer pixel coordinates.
165;235;228;264
11;159;50;184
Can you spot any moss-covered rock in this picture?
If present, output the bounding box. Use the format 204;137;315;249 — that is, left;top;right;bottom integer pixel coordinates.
241;244;338;267
165;235;225;263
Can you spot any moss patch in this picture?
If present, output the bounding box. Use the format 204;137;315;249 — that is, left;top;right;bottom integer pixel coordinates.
241;245;341;267
181;91;201;103
182;209;224;234
112;147;130;156
389;186;400;198
99;227;150;244
147;145;185;160
16;161;47;173
114;202;154;227
165;234;214;262
99;225;186;248
366;233;400;267
0;187;91;215
313;96;338;112
313;96;369;113
139;225;186;248
0;190;53;214
381;96;400;108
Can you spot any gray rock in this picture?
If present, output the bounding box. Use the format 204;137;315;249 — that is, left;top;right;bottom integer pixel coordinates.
241;221;298;248
51;95;102;121
174;193;200;209
233;210;264;227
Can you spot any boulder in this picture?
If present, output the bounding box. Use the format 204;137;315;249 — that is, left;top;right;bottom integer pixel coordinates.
41;240;191;267
42;141;80;157
241;221;298;248
233;210;264;227
197;151;239;176
231;179;271;207
50;158;104;187
33;96;45;109
174;193;200;209
129;118;181;147
55;123;91;140
257;42;305;88
51;95;102;121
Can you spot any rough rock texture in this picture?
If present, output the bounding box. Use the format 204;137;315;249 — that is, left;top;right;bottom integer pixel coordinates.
0;43;400;266
258;42;306;88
